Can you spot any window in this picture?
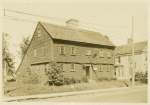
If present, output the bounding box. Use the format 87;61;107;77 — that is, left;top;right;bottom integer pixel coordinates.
106;65;110;72
86;49;91;55
114;69;116;76
118;56;121;63
71;47;76;55
34;49;36;57
135;62;136;68
60;46;65;54
71;63;75;71
99;50;104;57
26;54;28;60
107;51;111;58
99;65;103;72
43;46;45;55
38;29;41;37
145;54;147;61
61;64;64;71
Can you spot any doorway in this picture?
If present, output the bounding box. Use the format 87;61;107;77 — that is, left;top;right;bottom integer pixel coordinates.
86;66;90;79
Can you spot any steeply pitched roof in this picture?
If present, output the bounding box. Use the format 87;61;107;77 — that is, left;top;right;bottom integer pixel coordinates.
115;41;148;55
39;21;115;47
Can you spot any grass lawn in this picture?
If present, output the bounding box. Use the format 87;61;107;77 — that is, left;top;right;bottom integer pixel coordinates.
3;80;147;97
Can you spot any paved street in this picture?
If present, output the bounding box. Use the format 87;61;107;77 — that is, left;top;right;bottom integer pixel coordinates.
19;87;147;103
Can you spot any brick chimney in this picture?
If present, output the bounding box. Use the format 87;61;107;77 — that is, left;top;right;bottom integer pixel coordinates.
66;19;79;29
127;38;132;44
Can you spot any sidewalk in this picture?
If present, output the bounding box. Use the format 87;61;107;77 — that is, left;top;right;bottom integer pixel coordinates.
3;85;147;102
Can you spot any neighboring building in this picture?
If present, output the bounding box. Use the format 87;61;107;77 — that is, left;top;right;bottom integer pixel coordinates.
16;19;116;80
114;39;148;79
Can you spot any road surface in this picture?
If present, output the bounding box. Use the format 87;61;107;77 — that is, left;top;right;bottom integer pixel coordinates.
19;87;147;103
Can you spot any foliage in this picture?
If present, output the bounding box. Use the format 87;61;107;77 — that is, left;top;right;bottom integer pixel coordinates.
46;61;64;86
135;71;148;83
17;35;31;60
2;33;15;81
98;77;117;82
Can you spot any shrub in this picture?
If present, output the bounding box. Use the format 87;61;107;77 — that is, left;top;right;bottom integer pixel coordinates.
81;76;89;82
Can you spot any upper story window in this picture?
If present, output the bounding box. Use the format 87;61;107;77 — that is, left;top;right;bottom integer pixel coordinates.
38;29;41;37
43;46;45;55
71;63;75;71
86;49;91;56
107;51;111;58
34;48;36;57
71;47;76;55
60;46;65;54
99;50;104;58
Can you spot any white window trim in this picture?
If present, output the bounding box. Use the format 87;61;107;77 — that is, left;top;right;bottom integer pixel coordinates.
71;63;75;71
99;50;104;58
71;47;76;55
60;46;65;54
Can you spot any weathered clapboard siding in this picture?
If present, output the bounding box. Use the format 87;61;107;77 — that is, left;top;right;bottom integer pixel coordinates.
61;63;85;78
53;40;115;64
17;23;53;79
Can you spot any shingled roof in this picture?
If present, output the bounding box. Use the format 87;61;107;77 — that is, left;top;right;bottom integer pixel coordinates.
39;21;115;47
115;41;147;55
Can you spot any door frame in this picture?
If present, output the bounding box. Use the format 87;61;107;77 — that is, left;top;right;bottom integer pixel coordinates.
85;64;92;80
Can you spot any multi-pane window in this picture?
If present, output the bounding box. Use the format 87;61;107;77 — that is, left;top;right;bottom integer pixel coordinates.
106;65;110;71
43;46;45;55
72;47;76;55
86;49;91;55
38;29;41;37
34;49;36;57
107;51;111;58
99;50;104;57
60;46;65;54
99;65;103;71
71;63;75;71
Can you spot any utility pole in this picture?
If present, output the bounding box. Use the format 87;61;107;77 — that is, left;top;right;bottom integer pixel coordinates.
131;16;135;88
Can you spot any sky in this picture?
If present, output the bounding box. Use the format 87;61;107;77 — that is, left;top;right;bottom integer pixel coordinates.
2;0;148;70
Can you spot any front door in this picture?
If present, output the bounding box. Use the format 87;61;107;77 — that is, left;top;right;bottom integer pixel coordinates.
86;66;90;79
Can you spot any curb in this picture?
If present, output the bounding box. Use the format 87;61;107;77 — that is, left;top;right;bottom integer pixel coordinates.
3;85;147;102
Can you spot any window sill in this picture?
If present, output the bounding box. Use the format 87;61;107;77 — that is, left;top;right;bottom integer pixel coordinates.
71;54;76;56
106;71;110;72
107;57;111;59
99;71;103;72
99;57;104;58
71;70;75;72
60;54;65;55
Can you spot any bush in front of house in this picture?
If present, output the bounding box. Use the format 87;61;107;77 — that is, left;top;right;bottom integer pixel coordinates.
135;71;148;83
98;77;117;82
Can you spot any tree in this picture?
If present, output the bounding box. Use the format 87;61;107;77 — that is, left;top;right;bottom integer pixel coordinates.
46;61;64;86
2;33;15;82
18;35;30;60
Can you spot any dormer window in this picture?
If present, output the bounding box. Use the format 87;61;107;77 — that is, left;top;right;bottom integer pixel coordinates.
71;47;76;55
107;51;111;58
99;50;104;58
60;46;65;54
38;29;41;37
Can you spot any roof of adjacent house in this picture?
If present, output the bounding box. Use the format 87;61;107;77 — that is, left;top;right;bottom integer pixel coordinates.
39;21;115;47
115;41;148;55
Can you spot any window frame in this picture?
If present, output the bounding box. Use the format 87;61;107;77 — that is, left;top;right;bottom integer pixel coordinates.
71;47;76;55
99;65;103;72
145;53;147;61
99;50;104;58
86;49;91;56
34;48;36;58
38;29;41;37
43;46;45;55
107;51;111;58
60;46;65;55
71;63;75;71
106;65;110;72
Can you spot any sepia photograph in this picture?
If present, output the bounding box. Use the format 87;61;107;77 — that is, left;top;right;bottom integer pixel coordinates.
2;0;148;103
